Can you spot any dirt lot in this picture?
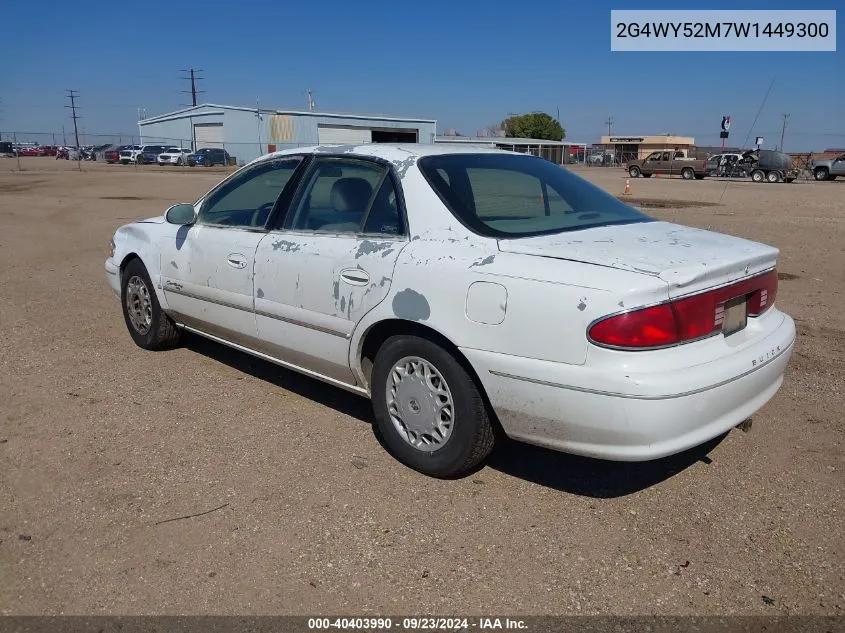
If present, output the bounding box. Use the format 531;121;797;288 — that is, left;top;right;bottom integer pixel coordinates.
1;158;843;616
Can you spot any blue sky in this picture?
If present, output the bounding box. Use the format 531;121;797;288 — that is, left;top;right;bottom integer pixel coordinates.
1;0;842;151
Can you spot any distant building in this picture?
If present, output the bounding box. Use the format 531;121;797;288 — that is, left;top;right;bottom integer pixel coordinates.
600;134;695;162
435;135;588;164
138;103;437;164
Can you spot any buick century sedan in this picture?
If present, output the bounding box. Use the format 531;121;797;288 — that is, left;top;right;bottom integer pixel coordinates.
105;144;795;477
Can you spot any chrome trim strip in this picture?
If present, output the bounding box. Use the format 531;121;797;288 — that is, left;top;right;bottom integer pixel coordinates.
164;284;253;313
254;309;349;339
178;324;368;397
489;340;793;401
165;283;350;338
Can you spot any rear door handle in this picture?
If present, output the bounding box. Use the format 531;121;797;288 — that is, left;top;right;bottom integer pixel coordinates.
340;268;370;286
227;253;248;269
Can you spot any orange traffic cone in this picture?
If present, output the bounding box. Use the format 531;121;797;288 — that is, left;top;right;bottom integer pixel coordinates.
623;178;632;195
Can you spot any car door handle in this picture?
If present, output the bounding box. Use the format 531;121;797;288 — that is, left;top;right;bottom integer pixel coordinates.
226;253;248;269
340;268;370;286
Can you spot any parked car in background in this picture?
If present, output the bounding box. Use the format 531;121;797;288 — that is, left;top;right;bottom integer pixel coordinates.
39;146;59;157
137;145;169;165
17;146;41;157
105;145;131;164
628;150;708;180
187;147;230;167
810;153;845;181
119;146;143;164
157;147;193;165
105;144;794;477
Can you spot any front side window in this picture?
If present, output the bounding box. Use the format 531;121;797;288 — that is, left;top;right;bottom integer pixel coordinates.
287;158;399;234
419;153;651;238
199;158;302;229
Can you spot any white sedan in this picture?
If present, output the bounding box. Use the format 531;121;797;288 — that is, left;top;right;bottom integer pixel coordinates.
157;147;192;165
105;144;795;477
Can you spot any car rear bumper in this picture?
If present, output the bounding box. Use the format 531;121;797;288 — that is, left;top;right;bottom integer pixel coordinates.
462;311;795;461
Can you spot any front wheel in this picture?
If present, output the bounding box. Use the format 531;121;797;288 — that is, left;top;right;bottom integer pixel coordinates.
681;167;695;180
628;166;641;178
121;259;181;350
814;167;830;181
371;335;494;477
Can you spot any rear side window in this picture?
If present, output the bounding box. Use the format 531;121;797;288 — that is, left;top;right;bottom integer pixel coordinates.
418;153;650;238
287;159;385;233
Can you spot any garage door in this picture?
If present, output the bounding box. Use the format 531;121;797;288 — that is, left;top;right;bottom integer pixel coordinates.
194;123;224;150
317;125;372;145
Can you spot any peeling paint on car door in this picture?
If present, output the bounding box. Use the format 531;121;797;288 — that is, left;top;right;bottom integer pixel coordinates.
252;233;407;383
161;225;264;343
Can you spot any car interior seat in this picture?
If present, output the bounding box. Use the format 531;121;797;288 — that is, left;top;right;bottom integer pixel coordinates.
318;177;373;232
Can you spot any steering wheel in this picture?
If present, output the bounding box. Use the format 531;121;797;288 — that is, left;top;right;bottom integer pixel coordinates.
250;202;275;227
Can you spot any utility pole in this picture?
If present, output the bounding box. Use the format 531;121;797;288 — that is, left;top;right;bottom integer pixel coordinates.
65;90;82;170
306;89;316;112
779;113;790;151
181;68;205;107
605;116;614;138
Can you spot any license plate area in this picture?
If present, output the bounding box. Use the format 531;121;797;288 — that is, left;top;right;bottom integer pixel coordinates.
721;296;748;336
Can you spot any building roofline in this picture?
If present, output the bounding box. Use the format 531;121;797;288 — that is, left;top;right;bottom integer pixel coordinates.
435;136;587;146
138;103;436;126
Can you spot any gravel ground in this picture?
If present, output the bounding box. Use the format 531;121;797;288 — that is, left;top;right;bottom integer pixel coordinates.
0;159;842;615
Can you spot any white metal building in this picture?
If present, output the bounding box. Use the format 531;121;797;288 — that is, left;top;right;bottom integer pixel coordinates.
138;103;437;164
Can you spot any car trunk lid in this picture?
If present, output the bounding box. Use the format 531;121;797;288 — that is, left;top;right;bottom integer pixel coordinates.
497;220;778;297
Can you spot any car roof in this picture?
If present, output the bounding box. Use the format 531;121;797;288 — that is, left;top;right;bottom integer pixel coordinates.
256;142;515;165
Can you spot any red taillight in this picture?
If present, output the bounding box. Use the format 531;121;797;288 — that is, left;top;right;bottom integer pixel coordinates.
747;269;778;316
589;269;779;350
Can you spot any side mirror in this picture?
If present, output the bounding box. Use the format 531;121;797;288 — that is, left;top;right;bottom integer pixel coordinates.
165;203;197;225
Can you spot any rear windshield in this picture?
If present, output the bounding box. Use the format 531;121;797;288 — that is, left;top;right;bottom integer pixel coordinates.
418;153;651;238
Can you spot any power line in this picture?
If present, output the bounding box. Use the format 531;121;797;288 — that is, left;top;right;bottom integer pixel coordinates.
180;68;205;107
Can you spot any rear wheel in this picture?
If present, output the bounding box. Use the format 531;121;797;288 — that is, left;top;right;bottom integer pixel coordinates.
121;259;181;350
371;335;494;477
766;171;782;183
628;166;641;178
751;170;765;183
681;167;695;180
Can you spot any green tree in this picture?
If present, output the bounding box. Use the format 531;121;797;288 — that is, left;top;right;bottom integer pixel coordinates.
502;112;565;141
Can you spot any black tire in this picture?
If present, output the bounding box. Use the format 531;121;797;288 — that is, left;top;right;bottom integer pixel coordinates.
681;167;695;180
628;166;641;178
766;171;782;183
751;170;765;183
814;167;829;181
120;259;181;350
371;335;494;477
